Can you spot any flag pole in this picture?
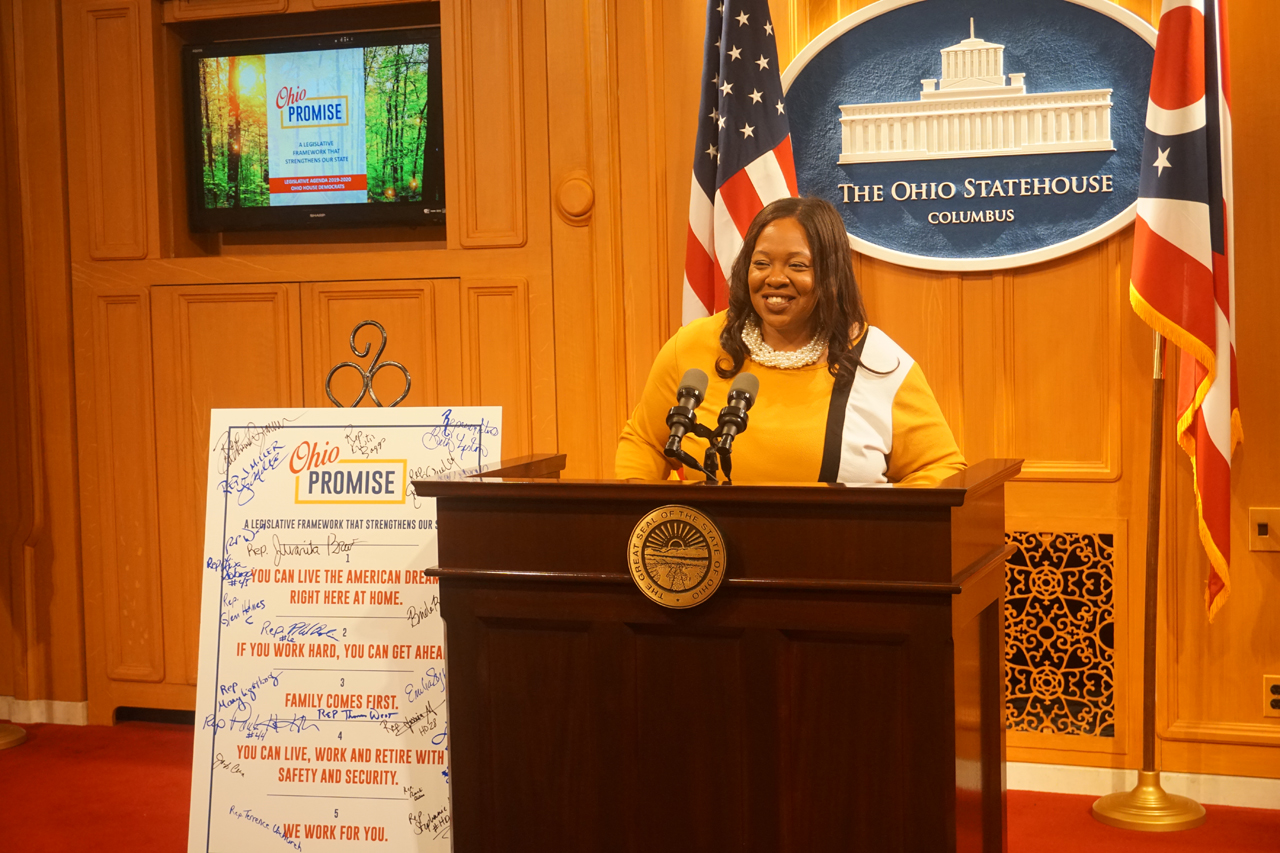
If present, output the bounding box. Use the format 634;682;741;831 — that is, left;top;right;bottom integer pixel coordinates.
1092;331;1205;831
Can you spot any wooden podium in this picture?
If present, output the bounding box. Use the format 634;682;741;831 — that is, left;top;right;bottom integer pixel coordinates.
417;458;1020;853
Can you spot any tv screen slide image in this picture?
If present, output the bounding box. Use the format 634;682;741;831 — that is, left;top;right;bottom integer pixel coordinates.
195;42;432;210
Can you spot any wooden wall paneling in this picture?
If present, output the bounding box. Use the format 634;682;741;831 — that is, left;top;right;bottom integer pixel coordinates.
444;0;528;247
62;0;156;260
541;0;628;478
0;0;28;702
71;245;559;287
615;0;673;413
76;288;166;710
857;256;964;447
770;0;1164;83
1160;426;1280;768
153;4;207;260
766;0;793;68
1165;0;1280;773
161;0;442;21
163;0;289;21
1153;0;1280;778
584;0;633;469
442;0;558;458
151;284;302;694
776;0;878;63
524;267;560;457
300;280;442;408
433;278;466;405
1005;245;1121;481
311;0;419;7
959;272;1009;466
803;0;840;45
1104;226;1153;777
462;279;533;458
1114;0;1159;27
1160;336;1280;755
6;0;87;708
445;0;560;453
660;0;708;336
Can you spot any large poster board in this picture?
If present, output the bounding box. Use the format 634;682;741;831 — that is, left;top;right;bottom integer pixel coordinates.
188;407;500;852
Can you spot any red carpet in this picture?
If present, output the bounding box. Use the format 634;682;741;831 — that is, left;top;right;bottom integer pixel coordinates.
0;721;193;852
0;720;1276;851
1008;790;1280;852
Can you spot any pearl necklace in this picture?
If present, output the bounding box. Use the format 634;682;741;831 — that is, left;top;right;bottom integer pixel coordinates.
742;318;826;369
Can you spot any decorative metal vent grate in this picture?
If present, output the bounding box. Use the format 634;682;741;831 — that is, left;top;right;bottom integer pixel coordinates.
1004;532;1115;737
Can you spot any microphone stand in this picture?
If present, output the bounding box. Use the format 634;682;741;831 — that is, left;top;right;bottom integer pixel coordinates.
700;439;720;485
665;380;754;485
664;422;723;485
715;442;734;485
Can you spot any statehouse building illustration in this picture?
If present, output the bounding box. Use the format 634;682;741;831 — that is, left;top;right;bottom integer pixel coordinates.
838;20;1115;164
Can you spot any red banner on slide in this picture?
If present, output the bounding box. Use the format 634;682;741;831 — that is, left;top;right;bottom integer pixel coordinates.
269;174;368;194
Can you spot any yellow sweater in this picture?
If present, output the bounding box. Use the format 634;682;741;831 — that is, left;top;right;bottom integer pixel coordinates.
615;314;966;486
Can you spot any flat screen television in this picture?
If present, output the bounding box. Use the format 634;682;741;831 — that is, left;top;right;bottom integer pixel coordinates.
182;27;444;232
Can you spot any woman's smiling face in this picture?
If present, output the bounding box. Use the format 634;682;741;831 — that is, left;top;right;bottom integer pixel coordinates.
748;216;819;347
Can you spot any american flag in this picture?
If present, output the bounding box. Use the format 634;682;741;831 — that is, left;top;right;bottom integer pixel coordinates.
683;0;798;323
1131;0;1240;619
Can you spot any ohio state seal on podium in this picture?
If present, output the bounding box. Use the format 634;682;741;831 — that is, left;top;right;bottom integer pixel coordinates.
627;505;726;608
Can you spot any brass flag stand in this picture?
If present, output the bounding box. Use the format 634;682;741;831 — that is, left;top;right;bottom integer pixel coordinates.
0;723;25;749
1092;332;1205;831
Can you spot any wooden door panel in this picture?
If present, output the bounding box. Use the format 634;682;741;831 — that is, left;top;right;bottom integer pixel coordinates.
300;280;443;408
83;292;166;683
152;284;302;686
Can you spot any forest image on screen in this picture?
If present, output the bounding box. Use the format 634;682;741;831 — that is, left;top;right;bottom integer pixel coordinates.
196;43;431;208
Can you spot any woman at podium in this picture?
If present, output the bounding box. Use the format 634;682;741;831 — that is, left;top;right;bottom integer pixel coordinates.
616;197;965;485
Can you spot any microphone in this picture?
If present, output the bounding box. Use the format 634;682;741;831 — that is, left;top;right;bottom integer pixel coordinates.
715;372;759;454
664;368;709;455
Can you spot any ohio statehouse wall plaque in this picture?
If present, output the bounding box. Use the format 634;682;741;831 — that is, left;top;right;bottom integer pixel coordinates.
782;0;1156;270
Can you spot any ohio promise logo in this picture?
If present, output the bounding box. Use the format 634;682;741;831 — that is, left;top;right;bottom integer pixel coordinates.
277;86;350;129
782;0;1157;270
289;439;407;505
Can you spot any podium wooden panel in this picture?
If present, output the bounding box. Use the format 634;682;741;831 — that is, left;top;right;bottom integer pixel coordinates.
418;458;1020;852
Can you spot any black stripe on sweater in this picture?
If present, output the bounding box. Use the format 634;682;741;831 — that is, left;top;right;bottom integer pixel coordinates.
817;334;868;483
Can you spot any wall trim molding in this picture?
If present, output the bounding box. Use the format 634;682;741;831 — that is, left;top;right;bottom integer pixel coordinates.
0;695;89;726
1009;761;1280;810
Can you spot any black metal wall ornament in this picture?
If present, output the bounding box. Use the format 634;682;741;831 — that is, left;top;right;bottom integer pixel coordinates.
325;320;412;407
1004;531;1116;738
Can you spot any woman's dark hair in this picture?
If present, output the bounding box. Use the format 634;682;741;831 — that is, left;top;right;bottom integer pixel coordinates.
717;196;869;379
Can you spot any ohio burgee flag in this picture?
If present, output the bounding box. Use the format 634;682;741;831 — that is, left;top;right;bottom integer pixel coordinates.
1130;0;1240;619
683;0;798;323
